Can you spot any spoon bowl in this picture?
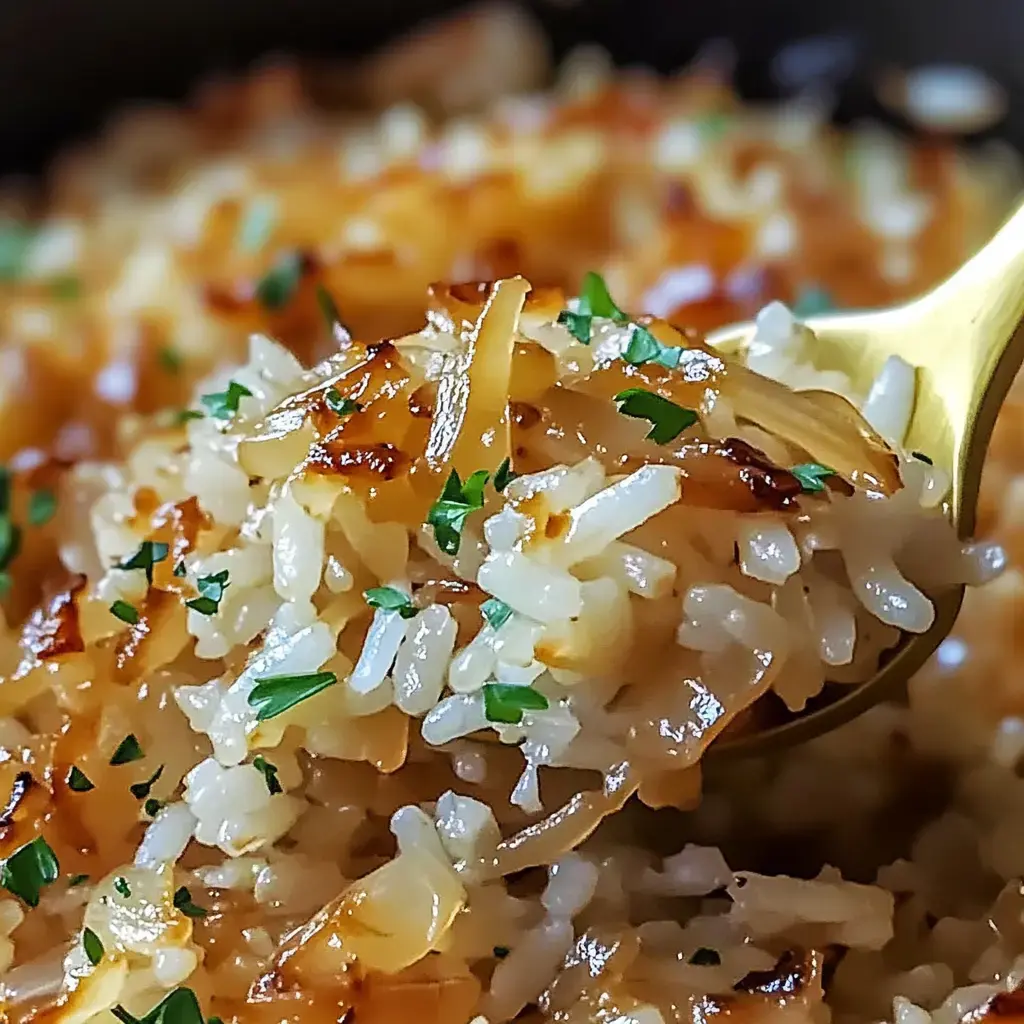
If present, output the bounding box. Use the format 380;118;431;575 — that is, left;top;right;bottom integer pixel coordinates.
707;198;1024;757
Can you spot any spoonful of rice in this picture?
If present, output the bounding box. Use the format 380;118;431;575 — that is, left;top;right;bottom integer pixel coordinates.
706;199;1024;755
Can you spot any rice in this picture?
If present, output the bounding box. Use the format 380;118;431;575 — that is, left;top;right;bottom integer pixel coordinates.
0;6;1022;1024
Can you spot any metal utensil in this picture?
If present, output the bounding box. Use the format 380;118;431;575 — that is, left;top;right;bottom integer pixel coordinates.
708;199;1024;756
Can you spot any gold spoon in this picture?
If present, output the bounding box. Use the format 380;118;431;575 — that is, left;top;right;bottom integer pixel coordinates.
706;198;1024;757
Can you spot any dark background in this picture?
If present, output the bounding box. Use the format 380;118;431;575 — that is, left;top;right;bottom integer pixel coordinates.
1;0;1023;172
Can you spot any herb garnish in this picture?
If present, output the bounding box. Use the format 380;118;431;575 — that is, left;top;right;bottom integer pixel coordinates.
83;926;104;965
50;275;81;300
28;489;57;526
173;560;187;577
0;221;31;281
493;457;518;493
363;586;417;619
117;540;169;584
185;570;230;616
112;986;206;1024
255;252;304;311
426;468;489;556
113;876;131;898
324;388;362;417
175;409;204;425
316;284;351;342
238;196;277;253
253;755;283;795
0;836;59;907
482;683;550;725
110;600;140;625
911;451;933;466
158;348;182;373
556;271;626;344
110;734;144;766
173;886;207;919
68;873;90;887
0;515;22;583
67;766;95;793
613;388;698;444
622;325;683;369
493;945;510;959
792;285;835;319
689;947;721;966
200;381;252;421
481;597;513;631
130;764;164;800
144;798;163;817
791;462;836;494
247;671;338;722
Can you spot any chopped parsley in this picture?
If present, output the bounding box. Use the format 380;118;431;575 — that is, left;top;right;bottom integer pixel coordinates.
144;799;163;817
50;274;81;300
253;755;283;795
912;451;933;465
363;586;417;619
316;284;350;340
113;876;131;898
0;836;60;907
791;462;836;494
83;926;104;966
426;468;489;556
27;489;57;526
247;671;338;722
324;388;361;417
689;947;721;966
185;570;230;616
109;734;144;766
68;873;90;887
493;945;510;959
792;285;835;319
481;597;513;631
173;886;207;919
0;516;22;576
255;251;304;311
238;196;277;252
117;540;169;584
493;457;518;493
557;271;626;344
158;348;182;373
112;986;206;1024
130;764;164;800
613;388;698;444
66;766;94;793
0;221;31;281
173;560;187;577
110;600;139;625
482;683;549;725
200;381;252;421
174;409;204;425
622;325;683;369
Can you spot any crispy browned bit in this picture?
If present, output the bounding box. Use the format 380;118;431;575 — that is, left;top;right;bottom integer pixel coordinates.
962;990;1024;1024
410;576;486;607
735;949;822;996
20;575;87;661
718;437;806;507
149;496;210;573
307;442;411;482
509;401;541;429
114;588;190;685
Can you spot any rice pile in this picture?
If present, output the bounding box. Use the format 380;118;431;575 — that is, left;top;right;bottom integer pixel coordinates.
0;6;1021;1024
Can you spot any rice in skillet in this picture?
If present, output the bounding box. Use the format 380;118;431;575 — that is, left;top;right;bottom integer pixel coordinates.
0;6;1020;1024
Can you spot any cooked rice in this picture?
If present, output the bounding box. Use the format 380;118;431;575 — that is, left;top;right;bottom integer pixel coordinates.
0;5;1022;1024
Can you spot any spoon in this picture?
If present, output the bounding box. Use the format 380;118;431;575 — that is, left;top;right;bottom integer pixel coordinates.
706;198;1024;757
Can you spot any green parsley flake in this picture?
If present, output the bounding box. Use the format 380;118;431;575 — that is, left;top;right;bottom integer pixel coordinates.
185;570;230;616
556;271;627;345
324;388;361;417
83;926;104;965
493;945;510;959
111;986;206;1024
110;734;144;766
0;516;22;573
0;573;10;598
173;560;187;578
426;468;489;556
159;348;182;373
27;489;57;526
253;755;283;795
792;285;835;318
144;798;163;818
50;275;81;301
67;766;94;793
482;683;549;725
316;284;350;340
68;873;90;888
200;381;253;421
613;388;699;444
255;252;304;311
113;876;131;898
110;600;140;625
791;462;836;494
363;586;417;619
173;886;208;919
480;597;513;631
912;451;933;466
117;540;169;584
174;409;204;425
556;309;592;344
0;836;60;907
248;671;338;722
238;196;277;252
130;764;164;800
0;466;10;515
0;221;31;281
622;325;683;369
493;457;518;493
